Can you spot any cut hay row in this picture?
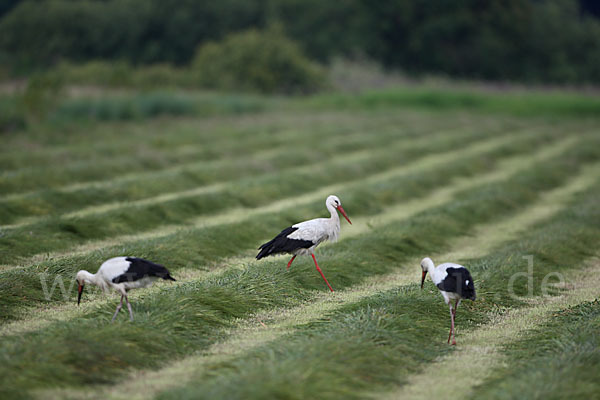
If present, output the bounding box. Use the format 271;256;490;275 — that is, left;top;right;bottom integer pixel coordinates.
50;163;600;400
0;109;442;163
1;137;598;398
1;113;461;222
0;113;429;197
4;144;592;337
0;122;519;257
0;132;592;325
379;257;600;400
0;128;568;270
129;180;600;400
0;109;475;198
0;135;563;331
6;122;495;228
0;126;532;266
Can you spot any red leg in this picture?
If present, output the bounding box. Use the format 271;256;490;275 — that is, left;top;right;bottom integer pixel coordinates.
311;254;334;292
287;255;296;270
451;299;459;345
448;305;455;344
451;306;457;345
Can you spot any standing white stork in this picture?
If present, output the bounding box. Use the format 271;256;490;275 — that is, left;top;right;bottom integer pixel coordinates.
256;195;352;292
76;256;176;322
420;257;476;345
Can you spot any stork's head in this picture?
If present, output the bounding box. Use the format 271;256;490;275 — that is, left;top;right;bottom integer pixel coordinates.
420;257;434;289
326;195;352;224
75;270;91;305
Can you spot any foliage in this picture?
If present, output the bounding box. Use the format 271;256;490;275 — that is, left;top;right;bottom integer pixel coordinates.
0;97;26;133
0;0;266;68
0;74;64;133
192;29;326;94
1;119;600;397
55;61;196;89
304;86;600;117
1;0;600;84
19;73;65;121
1;88;600;397
272;0;600;84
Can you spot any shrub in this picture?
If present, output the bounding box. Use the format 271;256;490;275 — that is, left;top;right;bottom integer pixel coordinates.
55;61;198;89
19;73;64;121
0;97;26;133
48;92;267;123
50;93;196;122
192;29;327;94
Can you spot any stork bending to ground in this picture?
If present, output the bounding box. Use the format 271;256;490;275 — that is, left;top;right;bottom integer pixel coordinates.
420;257;476;345
76;256;176;322
256;195;352;292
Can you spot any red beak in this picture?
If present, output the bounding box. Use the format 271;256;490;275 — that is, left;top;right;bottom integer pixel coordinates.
337;206;352;225
77;283;84;305
420;271;427;289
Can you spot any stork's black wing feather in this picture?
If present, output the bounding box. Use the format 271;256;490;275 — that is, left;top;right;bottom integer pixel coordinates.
256;226;313;259
112;257;176;283
436;267;476;300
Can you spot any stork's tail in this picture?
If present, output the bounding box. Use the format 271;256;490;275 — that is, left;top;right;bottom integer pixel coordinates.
256;241;275;260
163;273;176;281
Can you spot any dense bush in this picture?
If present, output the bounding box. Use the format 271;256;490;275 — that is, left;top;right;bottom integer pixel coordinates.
1;0;600;84
271;0;600;84
47;92;267;122
0;97;26;133
192;29;326;94
0;0;266;68
55;61;197;89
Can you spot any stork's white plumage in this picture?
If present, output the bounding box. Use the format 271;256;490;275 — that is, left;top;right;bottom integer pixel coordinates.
420;257;476;345
76;256;176;322
256;195;352;292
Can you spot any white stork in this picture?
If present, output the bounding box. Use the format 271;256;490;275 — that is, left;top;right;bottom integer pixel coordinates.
76;256;176;322
420;257;476;345
256;195;352;292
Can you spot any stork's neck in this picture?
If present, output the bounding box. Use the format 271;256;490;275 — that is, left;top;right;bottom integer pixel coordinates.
327;203;340;223
325;203;341;242
80;270;99;285
428;265;443;285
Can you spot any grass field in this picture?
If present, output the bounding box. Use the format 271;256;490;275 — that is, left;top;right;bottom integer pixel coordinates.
1;86;599;400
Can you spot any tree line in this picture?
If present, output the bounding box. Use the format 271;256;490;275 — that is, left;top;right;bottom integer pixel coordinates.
1;0;599;84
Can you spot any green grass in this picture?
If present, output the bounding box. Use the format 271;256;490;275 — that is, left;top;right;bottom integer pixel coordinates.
1;86;599;400
468;300;600;399
46;91;269;124
151;181;600;400
304;86;600;118
0;128;581;320
0;114;479;225
1;134;599;399
0;122;541;264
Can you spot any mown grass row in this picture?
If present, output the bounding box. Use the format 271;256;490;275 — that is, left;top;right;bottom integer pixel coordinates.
0;123;537;264
467;299;600;399
151;177;600;400
4;138;579;336
0;129;575;320
1;97;263;161
0;137;597;399
40;161;600;400
1;107;467;175
3;109;458;195
0;115;482;225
